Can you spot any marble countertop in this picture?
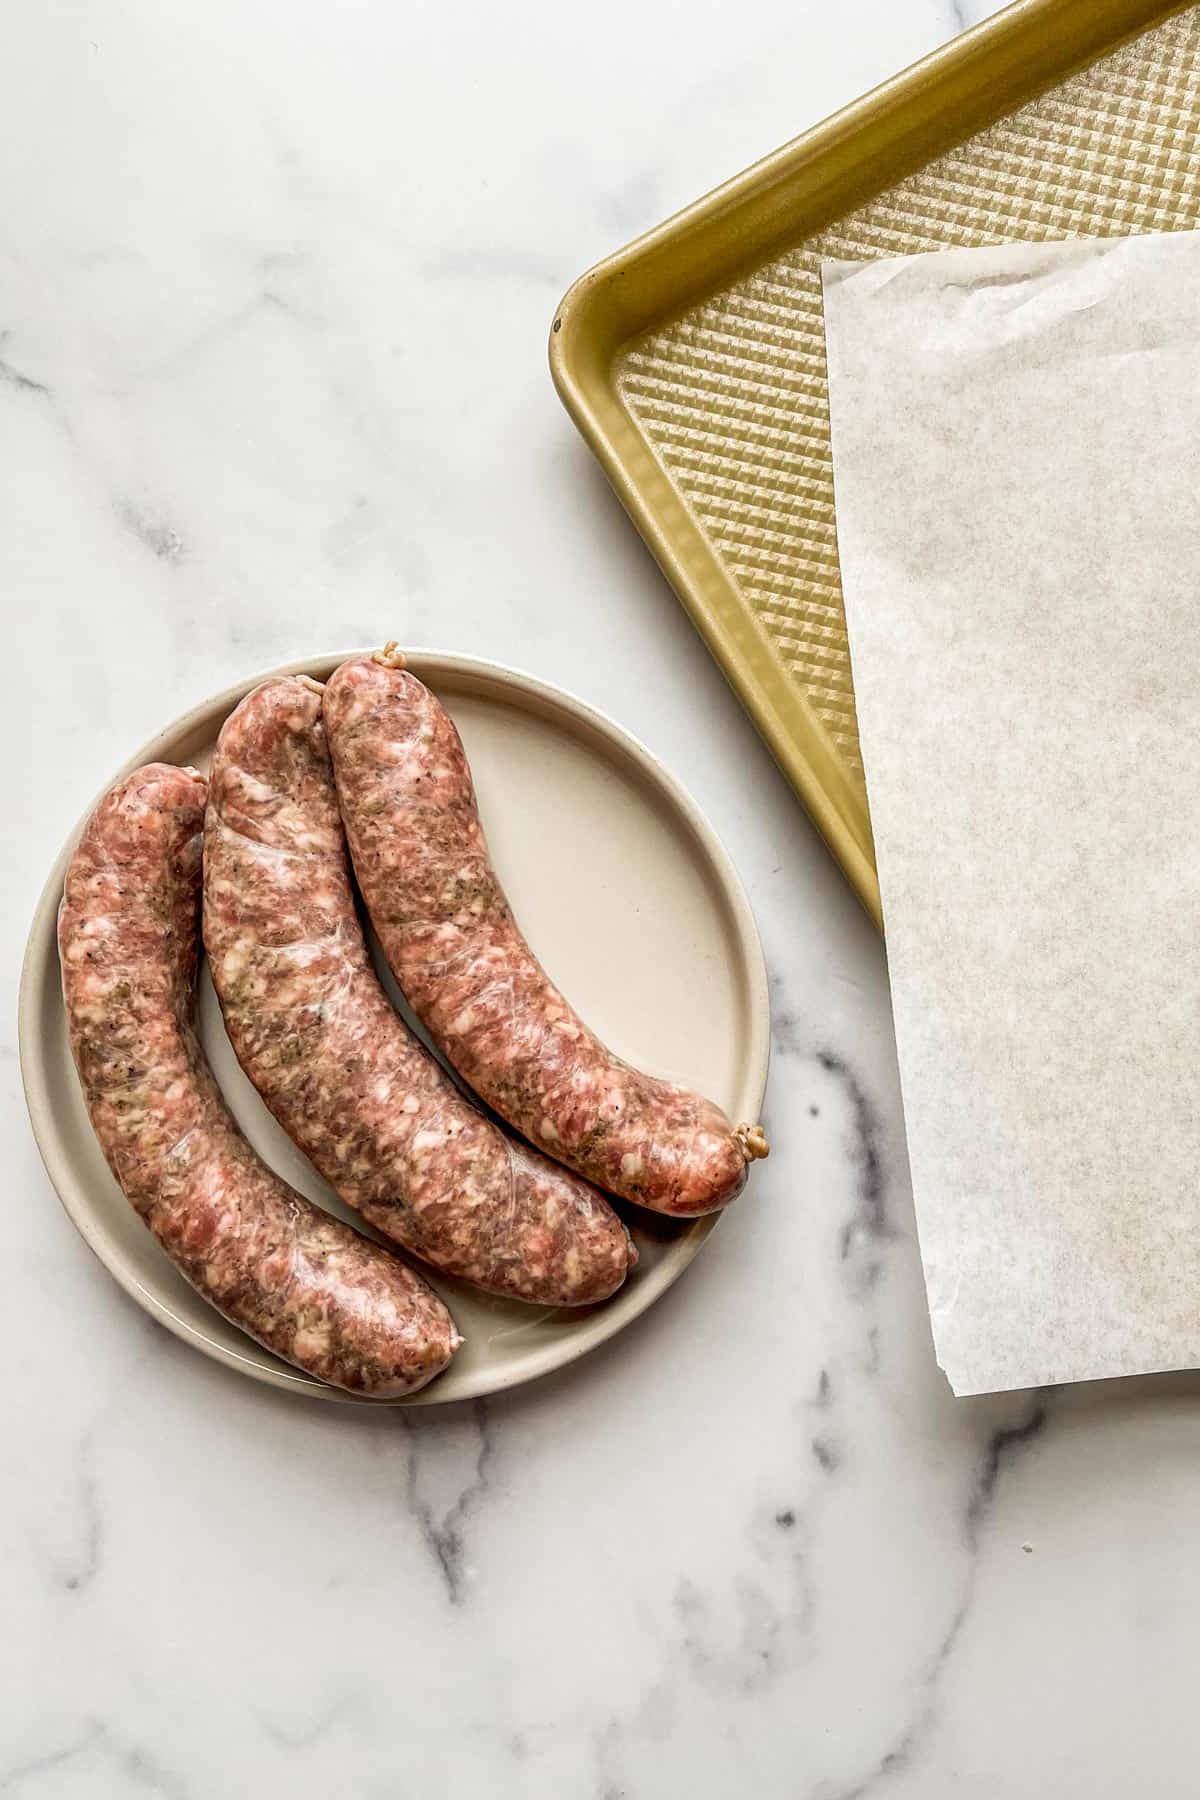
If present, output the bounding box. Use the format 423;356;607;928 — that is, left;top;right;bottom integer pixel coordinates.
8;2;1195;1795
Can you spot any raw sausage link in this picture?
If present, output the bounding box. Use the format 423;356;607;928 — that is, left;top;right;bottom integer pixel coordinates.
59;762;459;1397
324;650;770;1217
203;678;634;1304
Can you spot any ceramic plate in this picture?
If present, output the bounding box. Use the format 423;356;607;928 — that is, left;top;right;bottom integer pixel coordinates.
19;652;769;1404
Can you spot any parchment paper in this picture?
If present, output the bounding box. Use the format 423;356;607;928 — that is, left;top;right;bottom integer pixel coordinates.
822;231;1200;1395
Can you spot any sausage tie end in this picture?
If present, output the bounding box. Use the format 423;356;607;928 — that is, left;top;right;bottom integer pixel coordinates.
373;641;407;670
735;1122;770;1162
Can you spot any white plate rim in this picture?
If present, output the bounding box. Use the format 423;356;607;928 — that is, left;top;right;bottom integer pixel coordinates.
19;649;770;1405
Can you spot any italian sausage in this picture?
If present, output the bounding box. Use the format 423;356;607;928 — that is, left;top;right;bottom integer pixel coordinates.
203;678;633;1304
324;649;770;1217
59;762;459;1397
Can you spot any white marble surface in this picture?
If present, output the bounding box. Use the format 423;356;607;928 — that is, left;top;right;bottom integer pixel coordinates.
9;2;1199;1796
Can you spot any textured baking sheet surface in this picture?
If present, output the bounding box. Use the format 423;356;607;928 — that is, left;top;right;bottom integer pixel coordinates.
618;8;1200;796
